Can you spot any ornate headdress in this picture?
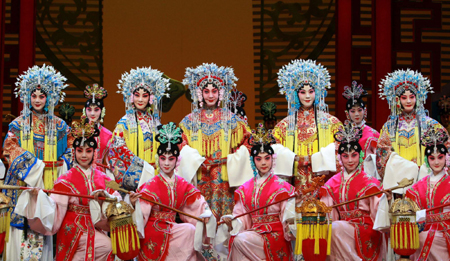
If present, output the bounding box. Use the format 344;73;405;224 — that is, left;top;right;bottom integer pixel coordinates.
14;64;68;153
155;122;184;157
421;125;448;157
379;69;433;130
334;124;363;154
117;66;170;118
71;116;99;149
249;123;276;157
342;81;368;110
278;59;331;128
229;89;247;122
249;124;276;177
183;63;237;108
83;83;108;123
182;63;239;142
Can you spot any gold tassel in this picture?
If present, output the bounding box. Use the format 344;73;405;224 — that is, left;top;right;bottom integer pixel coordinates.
390;225;394;249
125;224;130;252
295;223;302;255
394;224;398;249
327;223;332;255
111;228;116;254
131;225;136;251
314;222;320;255
415;224;419;249
409;222;413;249
404;222;408;249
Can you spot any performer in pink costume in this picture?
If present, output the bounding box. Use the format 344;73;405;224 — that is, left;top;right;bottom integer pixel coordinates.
14;120;120;261
218;125;296;261
82;84;112;171
129;122;216;261
404;126;450;261
342;81;379;157
320;124;385;261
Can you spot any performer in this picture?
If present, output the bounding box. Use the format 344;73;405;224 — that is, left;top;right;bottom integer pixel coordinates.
14;119;119;261
229;88;248;123
2;65;72;260
108;67;170;191
82;83;112;171
403;126;450;260
130;122;216;261
376;69;449;179
180;63;251;218
218;125;295;261
274;59;342;187
342;81;379;157
320;124;384;261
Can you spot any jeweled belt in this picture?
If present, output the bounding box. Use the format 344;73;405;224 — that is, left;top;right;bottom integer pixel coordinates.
251;214;280;225
340;209;370;220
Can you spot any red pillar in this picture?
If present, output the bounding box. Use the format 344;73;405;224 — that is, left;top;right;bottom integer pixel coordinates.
12;0;36;116
335;0;352;122
372;0;392;131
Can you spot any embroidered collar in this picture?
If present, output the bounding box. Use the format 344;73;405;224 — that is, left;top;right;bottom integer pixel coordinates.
430;169;446;182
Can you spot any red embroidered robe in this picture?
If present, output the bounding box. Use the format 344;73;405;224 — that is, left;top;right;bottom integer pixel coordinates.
320;170;382;261
230;174;295;261
406;174;450;260
137;175;201;261
52;166;115;261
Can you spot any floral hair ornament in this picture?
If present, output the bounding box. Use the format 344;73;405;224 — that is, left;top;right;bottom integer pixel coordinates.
334;123;363;155
14;64;68;151
155;122;183;157
277;59;331;132
379;69;433;132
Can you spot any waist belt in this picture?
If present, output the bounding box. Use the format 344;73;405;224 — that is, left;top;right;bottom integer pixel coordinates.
150;210;176;222
68;204;90;215
43;160;64;168
340;209;370;220
251;214;280;225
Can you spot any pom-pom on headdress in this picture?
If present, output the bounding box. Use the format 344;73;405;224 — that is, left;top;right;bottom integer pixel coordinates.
334;124;363;154
155;122;183;157
277;59;331;130
421;125;449;157
71;116;100;149
379;69;433;131
343;81;368;110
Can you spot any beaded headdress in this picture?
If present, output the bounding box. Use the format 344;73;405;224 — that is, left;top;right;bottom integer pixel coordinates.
379;69;433;131
117;66;170;117
155;122;183;157
334;124;363;154
14;64;68;148
117;67;170;133
83;83;108;123
278;59;331;130
182;63;238;136
421;125;448;156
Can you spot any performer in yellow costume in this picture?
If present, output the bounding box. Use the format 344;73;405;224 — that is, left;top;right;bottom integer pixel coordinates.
274;59;342;187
